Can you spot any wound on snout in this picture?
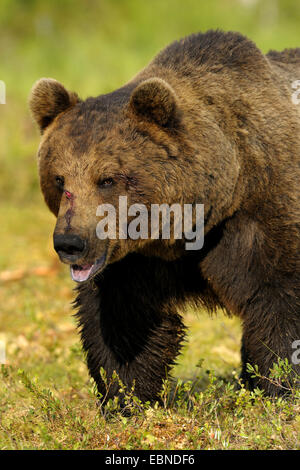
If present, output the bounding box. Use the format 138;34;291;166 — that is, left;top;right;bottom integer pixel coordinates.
65;190;73;200
64;190;75;228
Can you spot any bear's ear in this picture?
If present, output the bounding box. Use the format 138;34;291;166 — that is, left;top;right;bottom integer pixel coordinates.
29;78;80;133
130;78;178;127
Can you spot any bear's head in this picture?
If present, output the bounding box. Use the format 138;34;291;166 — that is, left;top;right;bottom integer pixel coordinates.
29;77;240;282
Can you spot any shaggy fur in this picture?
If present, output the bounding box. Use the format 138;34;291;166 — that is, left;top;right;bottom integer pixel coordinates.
29;30;300;402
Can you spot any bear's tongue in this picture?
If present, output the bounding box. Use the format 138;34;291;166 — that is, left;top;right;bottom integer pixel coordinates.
70;263;94;283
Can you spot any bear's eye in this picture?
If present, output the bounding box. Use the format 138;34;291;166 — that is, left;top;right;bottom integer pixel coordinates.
98;177;114;188
55;176;64;189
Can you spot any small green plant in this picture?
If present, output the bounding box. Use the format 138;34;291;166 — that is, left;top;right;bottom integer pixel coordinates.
97;368;151;418
247;358;300;397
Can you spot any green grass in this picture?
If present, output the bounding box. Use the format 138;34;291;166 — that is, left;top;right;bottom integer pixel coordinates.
0;0;300;450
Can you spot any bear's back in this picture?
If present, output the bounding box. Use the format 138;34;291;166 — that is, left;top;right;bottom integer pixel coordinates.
151;30;268;75
267;48;300;65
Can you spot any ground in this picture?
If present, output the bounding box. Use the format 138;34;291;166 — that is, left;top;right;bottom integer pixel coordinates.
0;0;299;450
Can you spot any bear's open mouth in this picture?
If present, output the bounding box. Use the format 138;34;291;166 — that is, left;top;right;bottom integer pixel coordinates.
70;252;107;283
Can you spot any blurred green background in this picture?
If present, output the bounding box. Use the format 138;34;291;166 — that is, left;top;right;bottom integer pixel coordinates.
0;0;299;388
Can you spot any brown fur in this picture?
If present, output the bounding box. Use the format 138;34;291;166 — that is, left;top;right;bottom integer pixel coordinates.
29;30;300;401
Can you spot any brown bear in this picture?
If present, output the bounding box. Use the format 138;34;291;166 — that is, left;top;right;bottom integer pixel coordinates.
29;30;300;403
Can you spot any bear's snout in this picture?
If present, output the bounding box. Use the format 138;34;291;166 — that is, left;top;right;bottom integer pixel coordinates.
53;233;87;263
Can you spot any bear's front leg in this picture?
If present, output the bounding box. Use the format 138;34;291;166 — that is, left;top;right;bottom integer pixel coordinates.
240;296;300;396
74;253;186;404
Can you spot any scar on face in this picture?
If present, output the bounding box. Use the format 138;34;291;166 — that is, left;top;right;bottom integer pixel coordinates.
64;190;75;228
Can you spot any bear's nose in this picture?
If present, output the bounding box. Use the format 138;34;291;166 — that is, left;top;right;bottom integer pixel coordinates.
53;233;87;262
